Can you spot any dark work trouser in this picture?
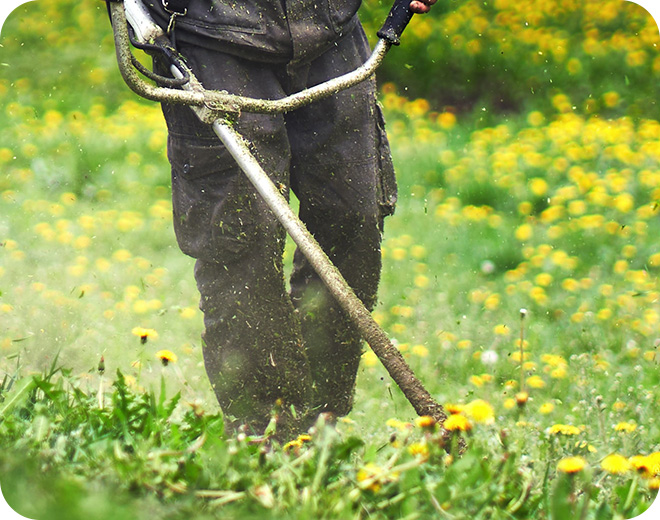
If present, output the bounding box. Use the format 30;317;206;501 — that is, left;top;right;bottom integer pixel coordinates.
160;25;396;437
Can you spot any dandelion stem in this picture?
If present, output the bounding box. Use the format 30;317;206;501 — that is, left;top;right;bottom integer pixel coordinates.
519;309;527;393
429;492;456;518
98;376;104;410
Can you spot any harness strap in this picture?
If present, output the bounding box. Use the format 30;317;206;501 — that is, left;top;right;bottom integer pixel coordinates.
161;0;190;34
161;0;190;16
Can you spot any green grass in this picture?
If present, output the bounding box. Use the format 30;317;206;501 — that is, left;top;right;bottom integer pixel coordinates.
1;1;659;519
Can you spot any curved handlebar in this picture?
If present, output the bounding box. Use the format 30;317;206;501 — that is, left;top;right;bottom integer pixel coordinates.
110;0;416;115
378;0;416;45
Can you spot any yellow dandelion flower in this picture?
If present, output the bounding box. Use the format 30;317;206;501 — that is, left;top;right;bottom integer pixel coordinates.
484;293;500;310
356;463;398;492
408;442;430;460
529;178;549;197
391;323;407;334
464;399;495;425
494;324;510;335
526;375;546;389
561;278;580;292
405;341;428;357
558;456;587;474
643;350;656;362
156;350;177;366
283;438;304;452
386;418;413;431
132;327;158;344
614;422;637;433
510;351;531;363
548;424;581;436
602;91;620;108
612;401;626;412
601;454;631;475
515;391;529;407
550;366;567;379
566;58;582;75
180;307;198;319
539;402;555;414
649;252;660;267
527;111;545;127
437;111;457;130
410;245;427;259
541;354;567;367
534;273;553;287
480;373;493;383
515;223;533;242
362;350;378;367
298;433;312;444
456;340;472;350
503;398;516;410
443;414;472;432
60;192;77;206
446;403;465;415
414;275;430;288
613;260;629;274
132;300;150;314
621;245;637;259
113;249;132;262
415;415;436;429
630;455;654;478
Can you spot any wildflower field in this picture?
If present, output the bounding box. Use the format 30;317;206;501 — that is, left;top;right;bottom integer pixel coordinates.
1;1;659;519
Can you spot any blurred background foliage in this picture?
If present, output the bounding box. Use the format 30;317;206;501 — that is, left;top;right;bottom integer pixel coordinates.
361;0;660;120
1;0;658;118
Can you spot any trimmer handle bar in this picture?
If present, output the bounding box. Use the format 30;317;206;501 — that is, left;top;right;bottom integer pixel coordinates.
110;0;415;116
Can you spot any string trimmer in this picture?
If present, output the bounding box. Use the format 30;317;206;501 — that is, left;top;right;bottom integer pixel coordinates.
106;0;451;434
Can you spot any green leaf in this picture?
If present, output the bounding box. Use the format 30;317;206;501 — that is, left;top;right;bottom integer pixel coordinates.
550;474;574;520
334;435;365;461
0;377;36;420
594;500;612;520
31;415;50;443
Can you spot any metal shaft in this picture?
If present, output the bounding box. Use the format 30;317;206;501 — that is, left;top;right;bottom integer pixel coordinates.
209;119;447;423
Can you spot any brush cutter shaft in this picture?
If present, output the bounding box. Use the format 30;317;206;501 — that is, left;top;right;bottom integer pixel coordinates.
209;118;446;423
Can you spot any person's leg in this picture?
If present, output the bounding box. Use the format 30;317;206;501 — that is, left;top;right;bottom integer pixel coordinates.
159;46;313;437
285;26;397;417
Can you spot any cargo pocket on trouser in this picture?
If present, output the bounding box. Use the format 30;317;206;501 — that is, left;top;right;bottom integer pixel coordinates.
374;101;397;228
168;134;275;265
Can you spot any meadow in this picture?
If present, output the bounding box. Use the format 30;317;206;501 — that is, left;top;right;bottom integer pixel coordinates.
0;1;659;519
